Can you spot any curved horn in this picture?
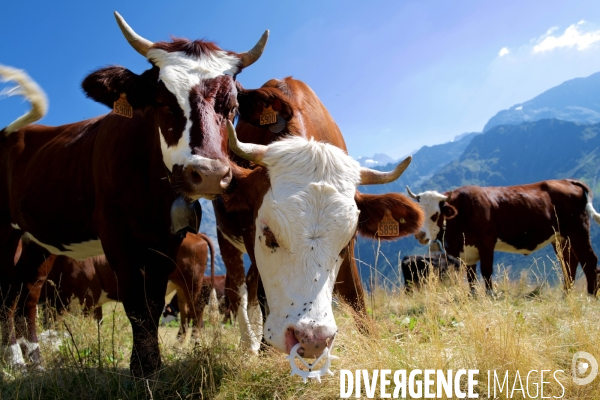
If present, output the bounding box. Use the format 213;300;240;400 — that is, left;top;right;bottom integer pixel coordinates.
226;120;268;166
359;156;412;185
406;185;420;201
114;11;154;57
239;30;269;68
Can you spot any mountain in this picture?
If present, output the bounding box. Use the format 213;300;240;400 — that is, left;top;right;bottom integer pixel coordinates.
484;72;600;132
424;119;600;192
358;132;479;195
355;153;397;167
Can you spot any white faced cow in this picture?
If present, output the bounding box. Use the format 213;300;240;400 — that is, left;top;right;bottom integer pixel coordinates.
407;180;600;295
221;118;424;361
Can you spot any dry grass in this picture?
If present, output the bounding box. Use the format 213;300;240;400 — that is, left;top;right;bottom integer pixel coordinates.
1;261;600;399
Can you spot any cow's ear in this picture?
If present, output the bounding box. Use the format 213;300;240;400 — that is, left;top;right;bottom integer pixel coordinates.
355;192;424;241
236;85;294;130
81;66;159;110
222;165;270;213
441;203;458;219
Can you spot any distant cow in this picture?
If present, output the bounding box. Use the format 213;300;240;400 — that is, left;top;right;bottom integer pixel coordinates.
39;232;218;341
407;180;600;295
401;243;461;291
164;274;231;330
215;77;424;359
0;12;267;374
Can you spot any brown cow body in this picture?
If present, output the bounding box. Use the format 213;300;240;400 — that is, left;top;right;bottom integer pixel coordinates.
215;78;423;358
38;233;217;339
0;12;267;375
408;180;600;295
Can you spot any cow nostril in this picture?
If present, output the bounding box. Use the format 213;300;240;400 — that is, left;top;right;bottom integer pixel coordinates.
190;169;202;184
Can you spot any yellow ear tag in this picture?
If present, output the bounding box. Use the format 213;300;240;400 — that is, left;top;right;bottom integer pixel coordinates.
113;93;133;118
378;210;400;237
259;105;277;125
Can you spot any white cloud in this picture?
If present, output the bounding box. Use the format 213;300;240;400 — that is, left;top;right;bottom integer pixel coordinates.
533;21;600;53
498;47;510;57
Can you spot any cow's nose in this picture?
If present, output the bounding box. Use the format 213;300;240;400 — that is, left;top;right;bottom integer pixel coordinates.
185;161;231;194
287;325;337;358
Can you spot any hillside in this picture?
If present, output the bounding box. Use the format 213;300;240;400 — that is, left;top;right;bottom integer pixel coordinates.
424;119;600;191
484;71;600;132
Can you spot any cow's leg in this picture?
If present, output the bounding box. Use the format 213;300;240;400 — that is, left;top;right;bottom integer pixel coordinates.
240;263;262;353
93;306;103;324
175;288;192;343
569;233;599;296
121;269;168;377
0;228;26;367
12;241;54;366
217;229;248;348
0;299;23;368
188;276;205;342
478;248;495;296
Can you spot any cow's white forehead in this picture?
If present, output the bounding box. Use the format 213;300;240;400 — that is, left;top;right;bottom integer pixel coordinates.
418;191;447;214
261;183;359;253
260;137;361;250
148;48;239;170
148;48;240;118
263;137;361;196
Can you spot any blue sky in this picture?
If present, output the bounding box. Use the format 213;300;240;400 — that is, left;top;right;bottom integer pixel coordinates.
2;0;600;158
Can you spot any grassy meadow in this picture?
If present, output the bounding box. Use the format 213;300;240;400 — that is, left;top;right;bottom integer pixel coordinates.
1;254;600;399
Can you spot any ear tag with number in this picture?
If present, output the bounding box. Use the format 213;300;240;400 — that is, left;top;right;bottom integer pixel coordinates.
378;210;400;237
260;105;278;125
114;93;133;118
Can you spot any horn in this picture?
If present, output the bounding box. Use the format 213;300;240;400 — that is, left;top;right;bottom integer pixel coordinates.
238;30;269;68
359;156;411;185
226;120;268;166
114;11;154;57
406;185;420;201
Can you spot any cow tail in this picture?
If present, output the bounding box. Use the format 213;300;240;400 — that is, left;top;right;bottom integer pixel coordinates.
586;200;600;225
199;232;219;326
570;179;600;225
0;65;48;135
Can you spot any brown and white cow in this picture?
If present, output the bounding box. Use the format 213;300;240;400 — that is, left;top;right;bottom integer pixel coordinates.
214;78;424;360
0;12;267;376
407;180;600;295
39;232;218;341
165;274;231;334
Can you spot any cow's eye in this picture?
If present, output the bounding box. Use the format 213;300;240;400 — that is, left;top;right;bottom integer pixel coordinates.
228;107;238;122
339;246;348;257
263;226;279;249
431;212;440;222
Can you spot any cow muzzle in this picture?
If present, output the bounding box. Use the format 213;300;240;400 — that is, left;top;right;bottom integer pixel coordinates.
285;322;337;358
184;160;232;199
285;323;338;383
